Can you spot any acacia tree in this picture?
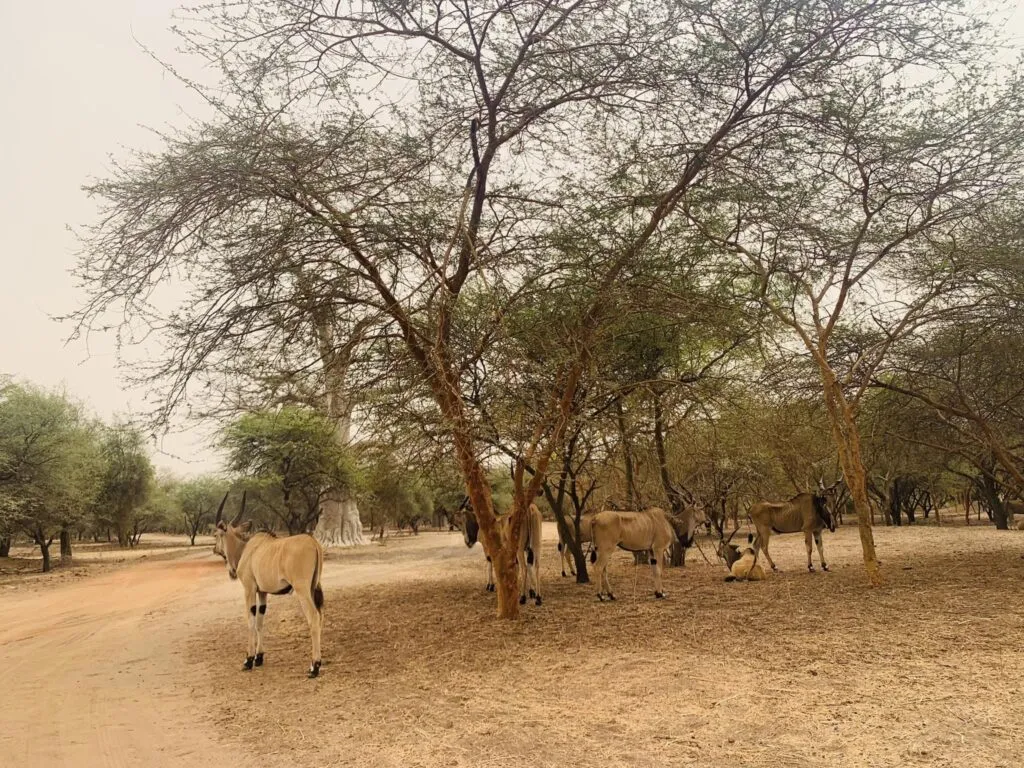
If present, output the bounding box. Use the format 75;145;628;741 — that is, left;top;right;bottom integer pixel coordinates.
874;312;1024;528
175;475;228;544
684;55;1024;581
94;425;155;548
71;0;1003;611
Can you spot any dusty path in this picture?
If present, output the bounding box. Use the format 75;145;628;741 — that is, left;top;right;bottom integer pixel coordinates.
0;551;243;767
0;533;476;768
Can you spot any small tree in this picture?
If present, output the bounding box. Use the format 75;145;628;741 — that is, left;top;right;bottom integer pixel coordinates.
176;475;228;545
94;425;155;548
0;383;103;571
222;407;360;534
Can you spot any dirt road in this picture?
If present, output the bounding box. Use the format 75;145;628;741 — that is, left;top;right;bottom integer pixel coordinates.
0;551;242;768
0;533;478;768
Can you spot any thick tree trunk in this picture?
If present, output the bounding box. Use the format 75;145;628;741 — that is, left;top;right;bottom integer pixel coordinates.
40;540;51;573
60;527;73;566
0;536;10;557
315;492;366;547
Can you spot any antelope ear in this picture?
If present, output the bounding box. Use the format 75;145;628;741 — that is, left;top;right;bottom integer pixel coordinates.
216;521;227;531
238;520;254;534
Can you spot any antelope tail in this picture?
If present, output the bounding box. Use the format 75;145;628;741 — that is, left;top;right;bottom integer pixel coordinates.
311;540;324;614
724;575;737;582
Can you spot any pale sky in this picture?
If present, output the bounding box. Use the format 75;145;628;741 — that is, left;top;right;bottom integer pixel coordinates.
0;0;214;475
1;1;1022;478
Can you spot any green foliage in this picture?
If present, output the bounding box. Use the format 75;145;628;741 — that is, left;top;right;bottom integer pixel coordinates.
0;382;104;567
175;474;229;541
221;407;359;533
93;424;155;547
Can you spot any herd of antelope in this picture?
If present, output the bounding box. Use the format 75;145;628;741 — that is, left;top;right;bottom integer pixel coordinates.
208;479;843;677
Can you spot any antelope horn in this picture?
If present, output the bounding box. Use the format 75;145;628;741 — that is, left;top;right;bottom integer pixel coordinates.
725;527;739;545
231;491;246;526
214;492;228;525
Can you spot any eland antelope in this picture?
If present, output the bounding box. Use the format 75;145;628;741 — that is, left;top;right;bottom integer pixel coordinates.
588;506;693;601
212;493;325;678
463;503;544;605
749;482;837;573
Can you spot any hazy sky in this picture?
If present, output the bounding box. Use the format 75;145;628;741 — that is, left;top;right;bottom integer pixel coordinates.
1;1;1022;478
0;1;214;475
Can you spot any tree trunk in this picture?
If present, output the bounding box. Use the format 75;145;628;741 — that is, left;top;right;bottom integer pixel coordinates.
40;540;52;573
978;472;1008;530
0;536;10;557
889;481;902;527
315;492;366;547
821;369;881;584
544;466;589;584
60;527;73;566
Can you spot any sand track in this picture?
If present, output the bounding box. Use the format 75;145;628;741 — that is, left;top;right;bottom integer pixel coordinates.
3;525;1023;767
0;552;242;767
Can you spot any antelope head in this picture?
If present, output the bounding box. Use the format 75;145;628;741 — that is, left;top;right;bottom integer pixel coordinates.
716;527;742;567
213;491;253;579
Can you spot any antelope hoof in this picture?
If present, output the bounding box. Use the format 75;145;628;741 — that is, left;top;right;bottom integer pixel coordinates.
654;591;667;599
822;564;829;572
528;589;536;599
254;653;264;667
561;570;567;577
519;595;527;605
608;592;616;601
242;656;255;671
534;595;542;606
808;565;816;573
771;565;779;572
486;583;494;592
308;660;321;679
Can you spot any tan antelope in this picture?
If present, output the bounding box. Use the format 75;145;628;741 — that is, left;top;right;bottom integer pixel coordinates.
463;503;544;605
724;534;766;582
212;493;325;678
749;482;837;573
588;506;694;601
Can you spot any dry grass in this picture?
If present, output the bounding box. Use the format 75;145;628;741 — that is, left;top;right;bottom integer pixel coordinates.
188;525;1024;767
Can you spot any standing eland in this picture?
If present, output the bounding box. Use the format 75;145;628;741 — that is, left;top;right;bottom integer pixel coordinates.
212;493;325;678
749;480;838;573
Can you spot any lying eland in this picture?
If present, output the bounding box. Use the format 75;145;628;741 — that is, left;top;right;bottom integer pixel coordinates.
724;534;766;582
589;506;694;601
749;481;837;573
212;493;325;678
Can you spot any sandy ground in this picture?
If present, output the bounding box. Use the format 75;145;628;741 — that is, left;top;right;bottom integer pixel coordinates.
2;524;1023;767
